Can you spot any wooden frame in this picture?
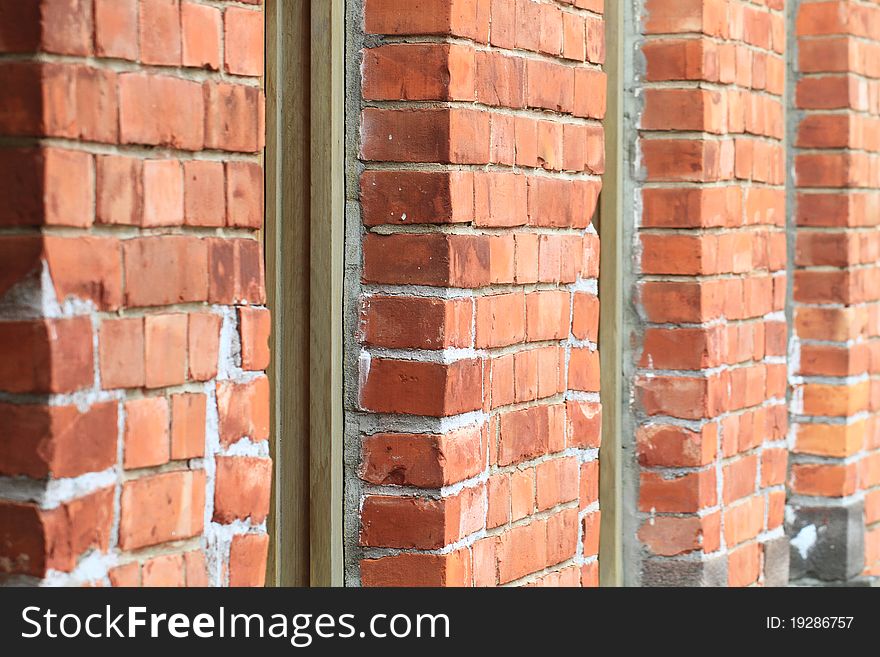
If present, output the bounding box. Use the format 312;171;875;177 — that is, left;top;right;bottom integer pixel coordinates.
598;0;624;587
265;0;345;587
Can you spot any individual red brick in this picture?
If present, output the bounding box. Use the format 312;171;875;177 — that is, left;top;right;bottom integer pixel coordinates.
639;469;717;513
0;149;42;226
216;376;270;445
642;138;734;182
0;401;117;479
510;468;535;521
360;170;473;226
573;68;607;119
474;171;528;226
235;238;267;303
363;233;457;286
143;159;184;227
119;470;206;550
638;516;712;557
204;82;263;152
239;306;271;371
0;318;93;394
181;1;221;70
728;541;761;587
360;295;472;349
473;536;497;587
97;156;143;225
365;0;489;41
484;467;509;522
184;550;209;587
139;0;181;66
360;358;483;417
0;488;113;576
144;313;187;389
119;74;205;150
143;554;185;587
790;463;858;497
569;347;600;392
224;7;264;76
124;397;170;469
497;517;547;583
75;66;119;143
723;496;764;548
581;510;601;557
0;0;40;53
761;448;787;487
95;0;138;60
183;160;225;227
44;148;93;227
213;456;272;524
171;393;206;460
579;460;599;509
799;381;869;417
364;43;472;101
498;404;557;466
643;88;726;133
229;533;269;586
41;0;93;55
723;454;758;504
637;423;716;467
795;422;863;458
361;550;472;587
360;107;489;164
525;290;570;341
361;426;484;488
43;236;123;310
123;236;208;307
525;59;573;113
641;326;722;370
361;487;485;549
475;292;525;348
536;457;579;511
109;562;141;587
187;312;221;381
567;400;601;449
0;235;40;298
226;161;263;228
0;63;45;136
637;373;728;420
99;317;144;389
475;50;524;108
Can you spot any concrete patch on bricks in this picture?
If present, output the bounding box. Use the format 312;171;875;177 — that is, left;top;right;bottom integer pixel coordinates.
787;501;865;583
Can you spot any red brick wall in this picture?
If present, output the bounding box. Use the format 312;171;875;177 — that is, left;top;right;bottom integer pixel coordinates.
0;0;269;586
350;0;605;586
789;0;880;583
631;0;789;586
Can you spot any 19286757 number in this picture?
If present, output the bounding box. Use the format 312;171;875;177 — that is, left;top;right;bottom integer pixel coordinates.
793;617;853;629
767;617;854;629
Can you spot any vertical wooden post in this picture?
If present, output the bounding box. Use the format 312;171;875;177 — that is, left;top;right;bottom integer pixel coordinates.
598;0;624;588
265;0;344;587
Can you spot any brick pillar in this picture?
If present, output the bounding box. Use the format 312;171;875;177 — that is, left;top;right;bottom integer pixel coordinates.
0;0;269;587
626;0;789;586
347;0;605;586
789;0;880;584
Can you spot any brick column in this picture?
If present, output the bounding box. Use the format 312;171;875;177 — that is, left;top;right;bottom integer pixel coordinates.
789;0;880;584
627;0;789;586
0;0;269;587
347;0;605;586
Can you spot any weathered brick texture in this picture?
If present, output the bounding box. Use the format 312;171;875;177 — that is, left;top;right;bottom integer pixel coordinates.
349;0;605;587
789;0;880;583
631;0;789;586
0;0;268;587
